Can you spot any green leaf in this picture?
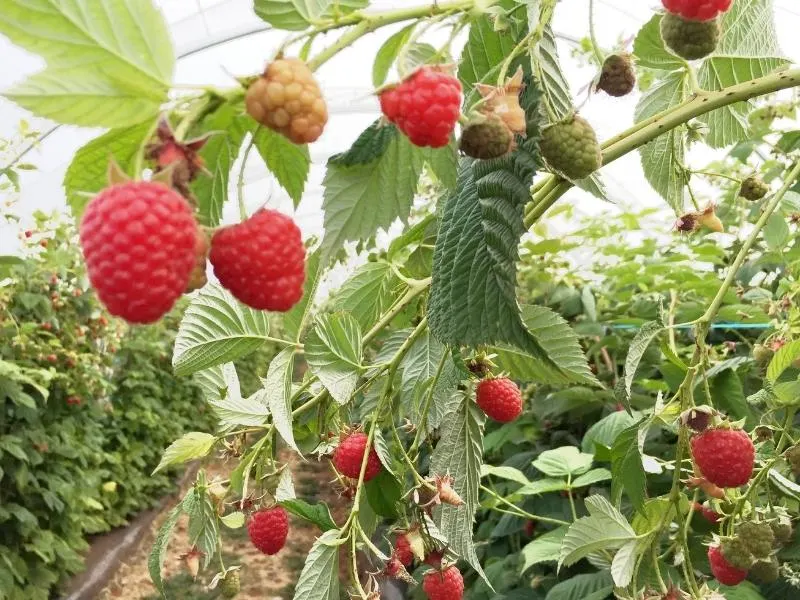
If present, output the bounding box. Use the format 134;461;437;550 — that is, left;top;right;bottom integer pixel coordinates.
283;248;321;341
276;468;296;502
480;465;531;486
148;504;182;598
617;321;664;406
4;68;163;128
572;468;612;489
372;429;395;478
533;446;593;478
64;121;152;219
193;362;237;404
610;540;641;588
559;496;636;568
697;0;789;148
521;526;568;571
611;424;647;513
184;488;220;566
282;499;337;531
365;470;402;518
292;529;341;600
582;411;639;454
247;124;310;207
221;511;245;529
321;122;455;258
545;572;614;600
493;305;600;387
431;393;488;585
763;213;790;250
373;24;415;87
254;0;367;31
153;433;216;474
290;0;332;21
768;469;800;502
173;284;272;377
634;71;688;213
332;262;399;331
633;15;685;70
517;478;569;496
211;393;270;428
767;339;800;383
193;105;245;227
305;313;363;404
397;42;439;73
261;348;299;452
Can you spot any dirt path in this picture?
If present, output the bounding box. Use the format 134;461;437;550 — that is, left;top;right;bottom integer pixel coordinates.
99;453;349;600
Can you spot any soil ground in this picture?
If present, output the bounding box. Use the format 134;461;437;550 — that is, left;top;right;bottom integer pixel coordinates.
98;453;349;600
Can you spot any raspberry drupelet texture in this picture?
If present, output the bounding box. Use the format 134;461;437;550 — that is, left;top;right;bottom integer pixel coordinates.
209;208;306;312
476;378;523;422
690;427;755;488
538;115;602;180
660;13;720;60
708;545;748;586
247;507;289;555
332;431;382;481
379;67;462;148
662;0;732;21
246;58;328;144
422;565;465;600
395;534;414;567
79;181;198;324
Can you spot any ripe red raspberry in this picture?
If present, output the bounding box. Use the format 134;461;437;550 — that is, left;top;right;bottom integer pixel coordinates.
475;377;523;422
690;427;754;488
395;534;413;567
422;566;464;600
209;209;305;312
79;181;197;324
708;545;748;586
662;0;732;21
332;432;382;481
692;502;721;524
379;67;462;148
247;507;289;555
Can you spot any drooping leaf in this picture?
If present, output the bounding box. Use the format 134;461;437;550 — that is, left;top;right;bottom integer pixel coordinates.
153;433;216;474
321;122;456;258
261;347;299;452
559;496;636;568
305;313;363;404
492;305;600;386
430;393;488;584
611;540;641;588
64;121;153;219
275;468;296;502
373;24;416;87
148;504;183;598
610;424;648;513
245;122;310;207
282;499;337;531
634;71;688;213
767;339;800;383
173;284;272;376
292;529;342;600
283;248;321;341
617;321;664;407
184;487;219;567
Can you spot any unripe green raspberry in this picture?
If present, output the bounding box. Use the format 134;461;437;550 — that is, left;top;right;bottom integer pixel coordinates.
220;570;240;598
738;521;775;558
721;537;756;570
786;444;800;475
740;175;769;201
459;113;514;160
660;13;720;60
539;115;602;180
749;557;780;583
770;519;793;545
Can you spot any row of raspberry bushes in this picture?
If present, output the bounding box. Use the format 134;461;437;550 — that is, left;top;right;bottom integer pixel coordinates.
0;216;222;600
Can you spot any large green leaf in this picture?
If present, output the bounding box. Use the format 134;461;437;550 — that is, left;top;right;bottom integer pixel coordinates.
373;24;415;87
281;499;337;531
63;121;152;219
545;572;614;600
492;305;599;386
321;122;456;258
254;0;367;31
261;347;299;452
616;321;664;406
305;313;363;404
533;446;593;478
0;0;173;127
331;262;399;331
292;529;342;600
610;424;647;513
430;393;488;584
632;15;684;71
634;71;688;214
429;82;560;367
148;504;183;598
153;433;216;474
559;496;636;568
521;526;568;571
173;284;272;377
697;0;788;148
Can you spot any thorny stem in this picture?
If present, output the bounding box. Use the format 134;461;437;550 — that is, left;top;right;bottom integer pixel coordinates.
306;0;494;71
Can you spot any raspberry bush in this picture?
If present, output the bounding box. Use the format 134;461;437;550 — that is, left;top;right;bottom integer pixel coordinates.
4;1;800;599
